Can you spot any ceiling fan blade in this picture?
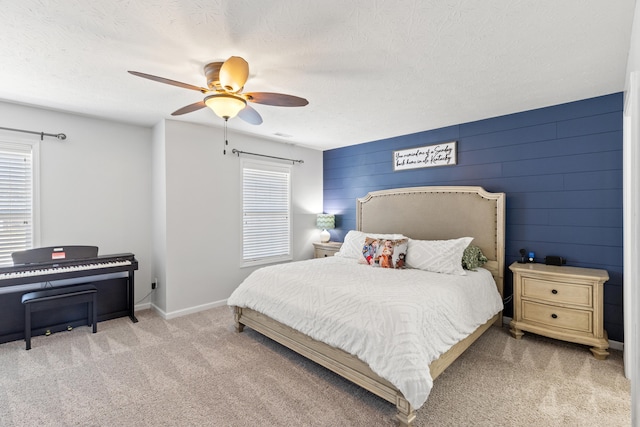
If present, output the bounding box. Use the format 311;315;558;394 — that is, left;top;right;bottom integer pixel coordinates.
171;100;206;116
237;104;263;125
245;92;309;107
219;56;249;93
128;71;208;93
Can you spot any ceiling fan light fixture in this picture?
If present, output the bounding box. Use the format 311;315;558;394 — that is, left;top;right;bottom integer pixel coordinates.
204;94;247;119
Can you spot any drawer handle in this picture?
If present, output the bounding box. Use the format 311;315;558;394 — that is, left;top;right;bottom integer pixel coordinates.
551;289;558;294
551;313;558;319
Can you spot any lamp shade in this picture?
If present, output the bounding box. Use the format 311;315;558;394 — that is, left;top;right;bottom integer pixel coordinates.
316;214;335;230
204;94;247;119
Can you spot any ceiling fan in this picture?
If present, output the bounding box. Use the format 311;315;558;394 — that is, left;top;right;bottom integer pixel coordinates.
128;56;308;125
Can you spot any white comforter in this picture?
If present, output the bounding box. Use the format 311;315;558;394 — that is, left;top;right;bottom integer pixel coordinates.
227;256;503;409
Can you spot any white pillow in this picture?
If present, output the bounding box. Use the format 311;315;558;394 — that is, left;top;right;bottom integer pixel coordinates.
335;230;406;259
404;237;473;275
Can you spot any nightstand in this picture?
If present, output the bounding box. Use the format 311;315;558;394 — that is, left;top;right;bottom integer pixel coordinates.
509;262;609;359
313;241;342;258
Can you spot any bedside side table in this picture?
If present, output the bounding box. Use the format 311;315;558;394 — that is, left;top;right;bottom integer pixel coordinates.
509;262;609;359
313;242;342;258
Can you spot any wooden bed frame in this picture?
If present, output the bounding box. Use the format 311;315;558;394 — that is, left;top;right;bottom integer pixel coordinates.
233;186;505;426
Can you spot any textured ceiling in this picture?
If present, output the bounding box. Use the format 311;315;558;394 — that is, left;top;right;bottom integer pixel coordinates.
0;1;635;150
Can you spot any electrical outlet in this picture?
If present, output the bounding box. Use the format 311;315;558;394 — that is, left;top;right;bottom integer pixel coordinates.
151;279;157;290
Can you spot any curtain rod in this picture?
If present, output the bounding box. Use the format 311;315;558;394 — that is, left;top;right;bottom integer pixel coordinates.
231;148;304;164
0;126;66;141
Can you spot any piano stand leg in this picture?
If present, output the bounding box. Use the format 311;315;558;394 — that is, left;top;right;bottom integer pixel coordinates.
127;273;138;323
24;305;32;350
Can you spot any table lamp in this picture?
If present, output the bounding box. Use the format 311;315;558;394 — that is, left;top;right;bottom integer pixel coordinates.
316;214;335;243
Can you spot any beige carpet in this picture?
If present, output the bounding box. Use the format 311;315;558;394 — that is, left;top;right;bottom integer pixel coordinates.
0;306;630;426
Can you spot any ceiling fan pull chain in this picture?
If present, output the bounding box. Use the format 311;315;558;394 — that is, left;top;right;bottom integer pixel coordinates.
223;118;229;155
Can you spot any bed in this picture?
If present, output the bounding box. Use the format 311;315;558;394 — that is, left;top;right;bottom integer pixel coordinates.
228;186;505;426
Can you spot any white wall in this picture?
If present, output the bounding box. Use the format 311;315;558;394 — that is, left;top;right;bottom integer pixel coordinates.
624;2;640;425
0;101;153;303
150;120;168;312
152;119;323;317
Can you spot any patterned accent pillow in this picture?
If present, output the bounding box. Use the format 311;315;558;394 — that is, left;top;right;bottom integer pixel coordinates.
335;230;406;259
405;237;473;275
462;245;488;271
360;237;408;269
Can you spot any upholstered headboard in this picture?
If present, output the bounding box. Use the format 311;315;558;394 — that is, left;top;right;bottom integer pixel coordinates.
356;186;505;296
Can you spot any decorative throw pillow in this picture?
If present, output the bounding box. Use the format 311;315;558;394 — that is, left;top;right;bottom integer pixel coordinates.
405;237;473;275
462;245;488;271
335;230;406;259
360;237;408;269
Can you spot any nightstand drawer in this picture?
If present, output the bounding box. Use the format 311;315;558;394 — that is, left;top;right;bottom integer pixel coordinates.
315;248;337;258
313;242;342;258
521;300;593;334
522;277;592;307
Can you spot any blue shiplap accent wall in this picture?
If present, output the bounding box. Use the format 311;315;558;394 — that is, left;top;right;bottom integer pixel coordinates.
323;93;623;342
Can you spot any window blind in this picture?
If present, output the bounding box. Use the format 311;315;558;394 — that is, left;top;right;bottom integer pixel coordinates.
242;162;291;265
0;143;33;266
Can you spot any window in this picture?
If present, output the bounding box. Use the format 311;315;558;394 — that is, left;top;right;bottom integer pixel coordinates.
0;141;36;266
241;160;291;266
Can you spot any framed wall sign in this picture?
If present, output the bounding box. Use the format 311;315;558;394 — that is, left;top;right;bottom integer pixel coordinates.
393;141;457;171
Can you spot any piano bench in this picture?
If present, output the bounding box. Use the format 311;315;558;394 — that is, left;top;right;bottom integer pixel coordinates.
21;284;98;350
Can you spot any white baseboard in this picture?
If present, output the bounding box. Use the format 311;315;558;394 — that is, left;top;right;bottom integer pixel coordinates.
134;301;152;311
501;316;624;351
143;299;229;320
610;340;624;351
